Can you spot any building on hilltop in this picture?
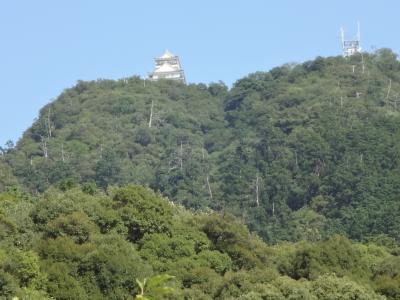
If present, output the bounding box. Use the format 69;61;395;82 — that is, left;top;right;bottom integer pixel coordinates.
340;23;361;57
148;50;186;84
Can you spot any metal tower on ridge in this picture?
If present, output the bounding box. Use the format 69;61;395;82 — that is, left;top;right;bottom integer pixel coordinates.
148;50;186;84
340;22;361;57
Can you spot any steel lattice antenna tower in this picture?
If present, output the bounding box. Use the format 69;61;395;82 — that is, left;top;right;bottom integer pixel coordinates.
340;22;362;57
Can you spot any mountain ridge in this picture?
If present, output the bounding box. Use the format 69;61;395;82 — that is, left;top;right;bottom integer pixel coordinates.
2;48;400;244
1;49;400;299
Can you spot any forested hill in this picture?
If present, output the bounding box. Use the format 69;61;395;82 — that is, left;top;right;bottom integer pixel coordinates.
2;48;400;244
0;185;397;299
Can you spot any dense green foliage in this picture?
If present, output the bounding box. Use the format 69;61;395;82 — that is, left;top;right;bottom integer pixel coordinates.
1;50;400;298
0;185;398;299
3;49;400;244
0;142;18;191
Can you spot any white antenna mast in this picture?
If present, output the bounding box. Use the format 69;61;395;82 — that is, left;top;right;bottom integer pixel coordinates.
340;27;345;49
340;23;361;57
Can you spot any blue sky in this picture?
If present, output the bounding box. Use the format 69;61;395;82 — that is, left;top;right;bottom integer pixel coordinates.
0;0;399;145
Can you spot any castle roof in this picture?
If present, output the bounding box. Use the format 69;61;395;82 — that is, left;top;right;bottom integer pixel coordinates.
159;49;175;59
149;49;186;84
155;63;178;73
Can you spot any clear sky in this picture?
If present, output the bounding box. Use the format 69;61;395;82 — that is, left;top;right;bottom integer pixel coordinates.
1;0;399;146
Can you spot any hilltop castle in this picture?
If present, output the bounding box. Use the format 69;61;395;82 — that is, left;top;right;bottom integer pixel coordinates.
148;50;186;84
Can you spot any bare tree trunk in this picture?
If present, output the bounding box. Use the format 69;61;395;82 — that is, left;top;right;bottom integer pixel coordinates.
47;107;52;139
61;143;65;162
41;136;48;159
148;99;154;128
206;175;213;201
255;176;260;207
386;79;392;105
361;53;365;74
272;200;275;216
179;140;183;171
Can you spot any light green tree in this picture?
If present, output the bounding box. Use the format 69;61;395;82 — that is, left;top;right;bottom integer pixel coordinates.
135;274;176;300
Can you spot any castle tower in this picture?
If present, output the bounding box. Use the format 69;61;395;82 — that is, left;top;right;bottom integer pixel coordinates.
148;50;186;84
340;23;362;57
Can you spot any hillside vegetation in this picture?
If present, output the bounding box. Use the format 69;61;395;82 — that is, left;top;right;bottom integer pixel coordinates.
0;185;398;299
3;49;400;244
1;49;400;299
